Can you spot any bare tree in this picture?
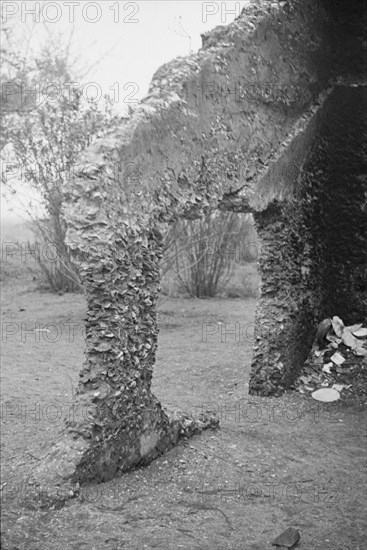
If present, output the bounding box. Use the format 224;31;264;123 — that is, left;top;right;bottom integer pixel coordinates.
1;27;121;291
161;212;255;298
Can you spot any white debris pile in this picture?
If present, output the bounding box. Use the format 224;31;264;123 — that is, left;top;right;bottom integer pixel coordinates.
295;316;367;400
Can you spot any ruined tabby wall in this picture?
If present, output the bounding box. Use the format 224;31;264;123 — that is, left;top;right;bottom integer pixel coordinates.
249;84;367;395
30;0;366;493
303;85;367;324
247;1;366;394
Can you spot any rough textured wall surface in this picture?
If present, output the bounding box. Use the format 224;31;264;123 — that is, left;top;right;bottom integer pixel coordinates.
30;0;366;497
305;85;367;323
249;85;367;395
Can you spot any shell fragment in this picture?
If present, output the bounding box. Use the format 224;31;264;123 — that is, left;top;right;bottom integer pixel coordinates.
312;388;340;402
330;351;345;365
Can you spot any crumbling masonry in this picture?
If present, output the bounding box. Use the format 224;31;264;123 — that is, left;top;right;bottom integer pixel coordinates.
32;0;366;495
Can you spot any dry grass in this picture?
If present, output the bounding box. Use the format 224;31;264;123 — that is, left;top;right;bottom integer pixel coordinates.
1;228;366;550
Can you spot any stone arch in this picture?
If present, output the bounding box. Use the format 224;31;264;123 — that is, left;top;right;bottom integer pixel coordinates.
31;0;366;500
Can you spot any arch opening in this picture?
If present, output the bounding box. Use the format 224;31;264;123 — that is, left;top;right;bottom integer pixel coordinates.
152;210;261;414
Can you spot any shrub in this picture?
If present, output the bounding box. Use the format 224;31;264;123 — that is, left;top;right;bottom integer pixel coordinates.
161;211;256;298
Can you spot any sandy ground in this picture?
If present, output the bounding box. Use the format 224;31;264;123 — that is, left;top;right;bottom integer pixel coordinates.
1;270;366;549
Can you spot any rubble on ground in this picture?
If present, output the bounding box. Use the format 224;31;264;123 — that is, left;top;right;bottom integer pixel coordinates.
295;316;367;401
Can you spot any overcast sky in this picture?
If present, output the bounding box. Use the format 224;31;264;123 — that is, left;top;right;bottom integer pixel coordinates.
1;1;249;225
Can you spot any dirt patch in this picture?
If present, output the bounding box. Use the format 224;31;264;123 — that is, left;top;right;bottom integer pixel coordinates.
1;275;366;549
